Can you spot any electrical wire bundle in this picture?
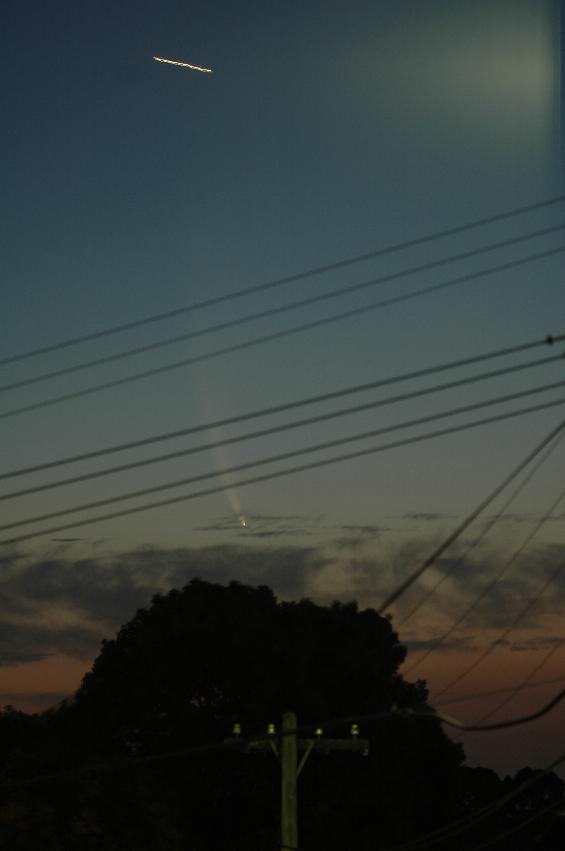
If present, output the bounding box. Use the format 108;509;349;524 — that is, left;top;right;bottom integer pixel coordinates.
2;195;565;851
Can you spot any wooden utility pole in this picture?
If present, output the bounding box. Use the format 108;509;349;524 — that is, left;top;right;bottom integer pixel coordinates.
281;711;298;851
225;709;369;850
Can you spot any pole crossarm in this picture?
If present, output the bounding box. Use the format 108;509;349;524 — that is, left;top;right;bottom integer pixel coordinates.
305;737;370;756
224;711;370;850
223;736;369;759
223;736;280;756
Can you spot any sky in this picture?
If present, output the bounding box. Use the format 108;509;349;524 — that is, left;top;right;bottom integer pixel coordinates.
1;0;565;780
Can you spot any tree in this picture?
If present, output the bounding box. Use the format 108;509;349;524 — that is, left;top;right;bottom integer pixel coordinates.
3;579;564;848
60;578;464;848
453;765;565;850
70;580;446;749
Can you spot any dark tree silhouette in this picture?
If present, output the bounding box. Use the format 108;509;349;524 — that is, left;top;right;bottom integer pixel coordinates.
73;579;426;754
452;765;565;850
3;579;563;849
64;578;463;848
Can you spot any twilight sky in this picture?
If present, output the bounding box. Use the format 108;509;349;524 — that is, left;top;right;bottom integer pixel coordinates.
1;0;565;778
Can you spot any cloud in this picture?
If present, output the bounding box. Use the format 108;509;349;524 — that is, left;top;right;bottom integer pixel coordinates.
481;513;531;524
194;515;391;547
358;535;565;642
332;526;391;552
333;536;370;551
0;616;104;666
194;512;322;539
486;635;564;653
506;636;563;652
0;651;54;667
2;535;563;677
394;513;456;522
50;537;85;543
402;636;479;654
456;544;565;630
338;524;384;536
0;543;333;666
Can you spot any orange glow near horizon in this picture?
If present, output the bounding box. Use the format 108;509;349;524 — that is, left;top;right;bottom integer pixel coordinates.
1;655;87;713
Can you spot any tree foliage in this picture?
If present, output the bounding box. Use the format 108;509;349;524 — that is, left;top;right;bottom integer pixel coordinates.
1;578;563;849
73;579;423;753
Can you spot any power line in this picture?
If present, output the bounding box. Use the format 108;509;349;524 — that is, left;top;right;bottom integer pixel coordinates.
2;678;561;842
374;414;565;616
3;685;565;795
470;638;564;726
2;224;563;395
397;428;565;634
417;684;565;732
2;683;564;851
0;739;235;791
2;195;563;367
184;684;565;741
2;245;564;422
1;398;565;547
3;381;565;530
466;796;565;851
0;710;436;793
381;749;565;851
406;471;565;681
289;686;565;739
231;684;565;742
1;333;560;482
2;353;562;503
434;500;565;699
434;561;565;700
0;716;367;793
436;675;565;707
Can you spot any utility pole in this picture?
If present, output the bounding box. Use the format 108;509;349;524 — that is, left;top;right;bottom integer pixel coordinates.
281;711;298;851
225;709;369;850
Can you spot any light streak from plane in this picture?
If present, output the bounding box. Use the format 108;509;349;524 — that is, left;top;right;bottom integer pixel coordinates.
153;56;213;73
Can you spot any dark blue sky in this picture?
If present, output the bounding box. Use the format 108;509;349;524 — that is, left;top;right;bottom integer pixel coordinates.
1;0;565;775
2;0;562;538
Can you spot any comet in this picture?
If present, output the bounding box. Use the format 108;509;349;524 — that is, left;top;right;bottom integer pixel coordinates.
153;56;213;74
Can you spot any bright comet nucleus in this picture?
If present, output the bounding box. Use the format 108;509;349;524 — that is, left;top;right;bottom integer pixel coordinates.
153;56;213;73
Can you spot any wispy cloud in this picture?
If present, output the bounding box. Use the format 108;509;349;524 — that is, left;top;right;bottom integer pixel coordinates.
393;513;456;521
0;543;333;666
0;651;54;667
402;636;478;654
332;524;391;551
194;512;322;538
338;524;384;535
493;635;564;652
50;537;85;543
2;534;563;675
